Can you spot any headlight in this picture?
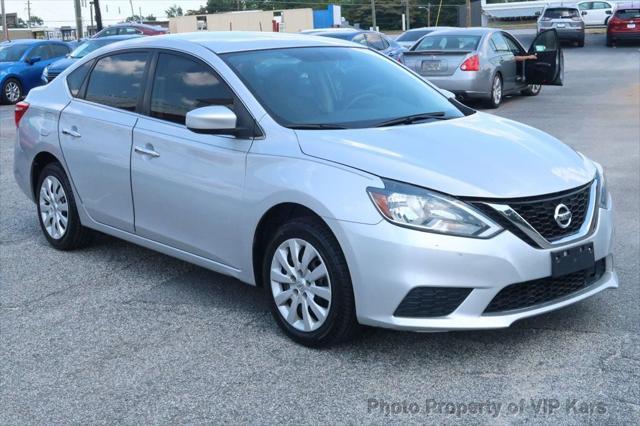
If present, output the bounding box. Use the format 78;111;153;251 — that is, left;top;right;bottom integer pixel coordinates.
367;179;502;238
596;167;609;209
42;66;49;81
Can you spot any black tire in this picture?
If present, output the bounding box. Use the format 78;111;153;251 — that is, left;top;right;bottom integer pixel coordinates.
576;38;585;48
606;36;613;47
36;162;92;250
262;216;359;347
485;73;502;109
521;84;542;96
1;78;23;105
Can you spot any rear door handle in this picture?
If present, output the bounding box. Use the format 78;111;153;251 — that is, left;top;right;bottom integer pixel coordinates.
134;146;160;158
61;128;81;138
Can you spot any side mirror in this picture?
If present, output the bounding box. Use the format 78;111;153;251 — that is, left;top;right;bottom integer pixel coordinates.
27;56;41;64
186;106;237;135
605;10;612;15
581;11;587;16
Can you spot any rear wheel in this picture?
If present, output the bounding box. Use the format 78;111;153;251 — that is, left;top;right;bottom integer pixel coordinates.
1;78;22;105
606;35;613;47
263;216;359;347
485;74;502;109
576;38;585;48
522;84;541;96
36;162;91;250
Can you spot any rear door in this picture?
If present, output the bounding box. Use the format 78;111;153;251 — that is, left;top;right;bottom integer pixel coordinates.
490;32;517;90
525;29;563;86
130;51;255;267
59;50;150;232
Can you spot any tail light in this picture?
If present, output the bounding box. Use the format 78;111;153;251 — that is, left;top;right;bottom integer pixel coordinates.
15;102;29;127
460;54;479;71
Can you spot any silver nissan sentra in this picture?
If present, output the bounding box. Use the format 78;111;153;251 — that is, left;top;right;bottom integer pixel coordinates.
13;32;616;347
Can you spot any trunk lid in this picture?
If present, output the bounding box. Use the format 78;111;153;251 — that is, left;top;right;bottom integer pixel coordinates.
402;50;472;77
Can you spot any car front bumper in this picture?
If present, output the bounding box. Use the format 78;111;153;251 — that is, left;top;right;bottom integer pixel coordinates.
328;202;616;331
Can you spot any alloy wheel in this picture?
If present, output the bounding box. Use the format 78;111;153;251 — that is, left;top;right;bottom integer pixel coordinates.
4;81;20;103
39;176;69;239
493;76;502;105
270;238;332;332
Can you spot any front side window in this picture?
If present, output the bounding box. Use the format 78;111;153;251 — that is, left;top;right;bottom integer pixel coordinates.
578;2;593;10
29;45;53;60
0;44;29;62
85;51;148;111
150;53;234;124
222;47;463;129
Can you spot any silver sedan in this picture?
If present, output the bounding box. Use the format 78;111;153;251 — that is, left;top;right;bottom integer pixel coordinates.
402;28;564;108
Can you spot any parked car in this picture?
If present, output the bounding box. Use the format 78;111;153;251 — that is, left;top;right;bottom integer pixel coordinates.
93;23;168;38
313;29;406;60
43;35;142;83
395;26;455;49
0;40;71;104
537;4;586;46
577;1;614;26
606;2;640;46
402;28;562;108
14;32;615;347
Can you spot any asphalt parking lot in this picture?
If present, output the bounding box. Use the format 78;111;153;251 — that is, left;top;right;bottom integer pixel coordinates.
1;32;638;424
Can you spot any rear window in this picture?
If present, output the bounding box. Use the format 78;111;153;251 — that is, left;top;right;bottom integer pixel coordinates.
396;30;432;42
543;8;580;19
413;35;481;51
615;9;640;19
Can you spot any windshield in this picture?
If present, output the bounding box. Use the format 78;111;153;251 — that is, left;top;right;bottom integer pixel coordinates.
544;8;580;19
69;39;113;58
222;47;463;129
414;35;481;51
616;9;640;19
0;44;29;62
397;30;432;42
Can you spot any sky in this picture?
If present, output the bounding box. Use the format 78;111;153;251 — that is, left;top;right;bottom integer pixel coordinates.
3;0;207;28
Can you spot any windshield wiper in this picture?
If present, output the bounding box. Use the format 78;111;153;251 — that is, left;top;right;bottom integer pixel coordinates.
288;124;349;130
375;112;449;127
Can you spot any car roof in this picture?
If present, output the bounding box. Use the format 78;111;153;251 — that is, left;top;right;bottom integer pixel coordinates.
110;31;358;54
92;34;143;41
545;3;580;9
108;23;164;29
420;27;498;36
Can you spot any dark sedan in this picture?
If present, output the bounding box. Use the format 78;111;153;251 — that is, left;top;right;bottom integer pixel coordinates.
312;29;406;60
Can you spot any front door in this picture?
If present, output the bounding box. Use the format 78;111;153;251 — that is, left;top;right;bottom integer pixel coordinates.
59;51;150;232
525;29;564;86
131;52;255;268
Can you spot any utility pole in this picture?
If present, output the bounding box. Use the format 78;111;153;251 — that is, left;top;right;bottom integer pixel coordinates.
139;6;142;22
1;0;9;41
94;0;103;31
129;0;134;18
73;0;83;38
25;0;31;26
405;0;410;30
89;1;94;33
370;0;376;31
427;3;431;26
466;0;471;27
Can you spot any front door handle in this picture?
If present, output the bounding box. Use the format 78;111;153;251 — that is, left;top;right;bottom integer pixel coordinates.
61;127;81;138
134;146;160;158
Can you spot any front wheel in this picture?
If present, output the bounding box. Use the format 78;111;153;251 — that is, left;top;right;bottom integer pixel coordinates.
485;74;503;109
263;217;359;347
1;78;22;104
36;162;91;250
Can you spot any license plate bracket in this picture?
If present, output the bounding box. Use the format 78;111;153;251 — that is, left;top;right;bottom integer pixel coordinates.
551;242;595;278
628;23;636;29
421;60;441;72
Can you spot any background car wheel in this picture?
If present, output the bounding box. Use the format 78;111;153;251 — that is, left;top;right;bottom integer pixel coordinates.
36;162;91;250
1;78;22;105
522;84;541;96
485;74;502;109
606;36;613;47
576;39;585;48
263;216;359;347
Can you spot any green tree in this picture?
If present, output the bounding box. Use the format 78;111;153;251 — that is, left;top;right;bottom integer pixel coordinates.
28;16;44;26
186;6;208;15
125;15;144;23
145;14;157;21
166;5;184;17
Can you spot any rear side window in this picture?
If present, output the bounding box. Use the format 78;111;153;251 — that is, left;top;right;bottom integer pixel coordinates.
50;44;70;58
544;8;580;18
66;60;93;97
149;53;234;124
366;33;388;51
85;51;148;111
490;33;510;52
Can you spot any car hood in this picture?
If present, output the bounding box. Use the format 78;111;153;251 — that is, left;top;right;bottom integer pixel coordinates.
48;57;77;72
295;112;596;199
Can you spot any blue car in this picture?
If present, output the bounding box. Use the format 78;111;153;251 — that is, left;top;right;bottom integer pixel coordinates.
312;29;406;60
43;35;141;83
0;39;71;104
